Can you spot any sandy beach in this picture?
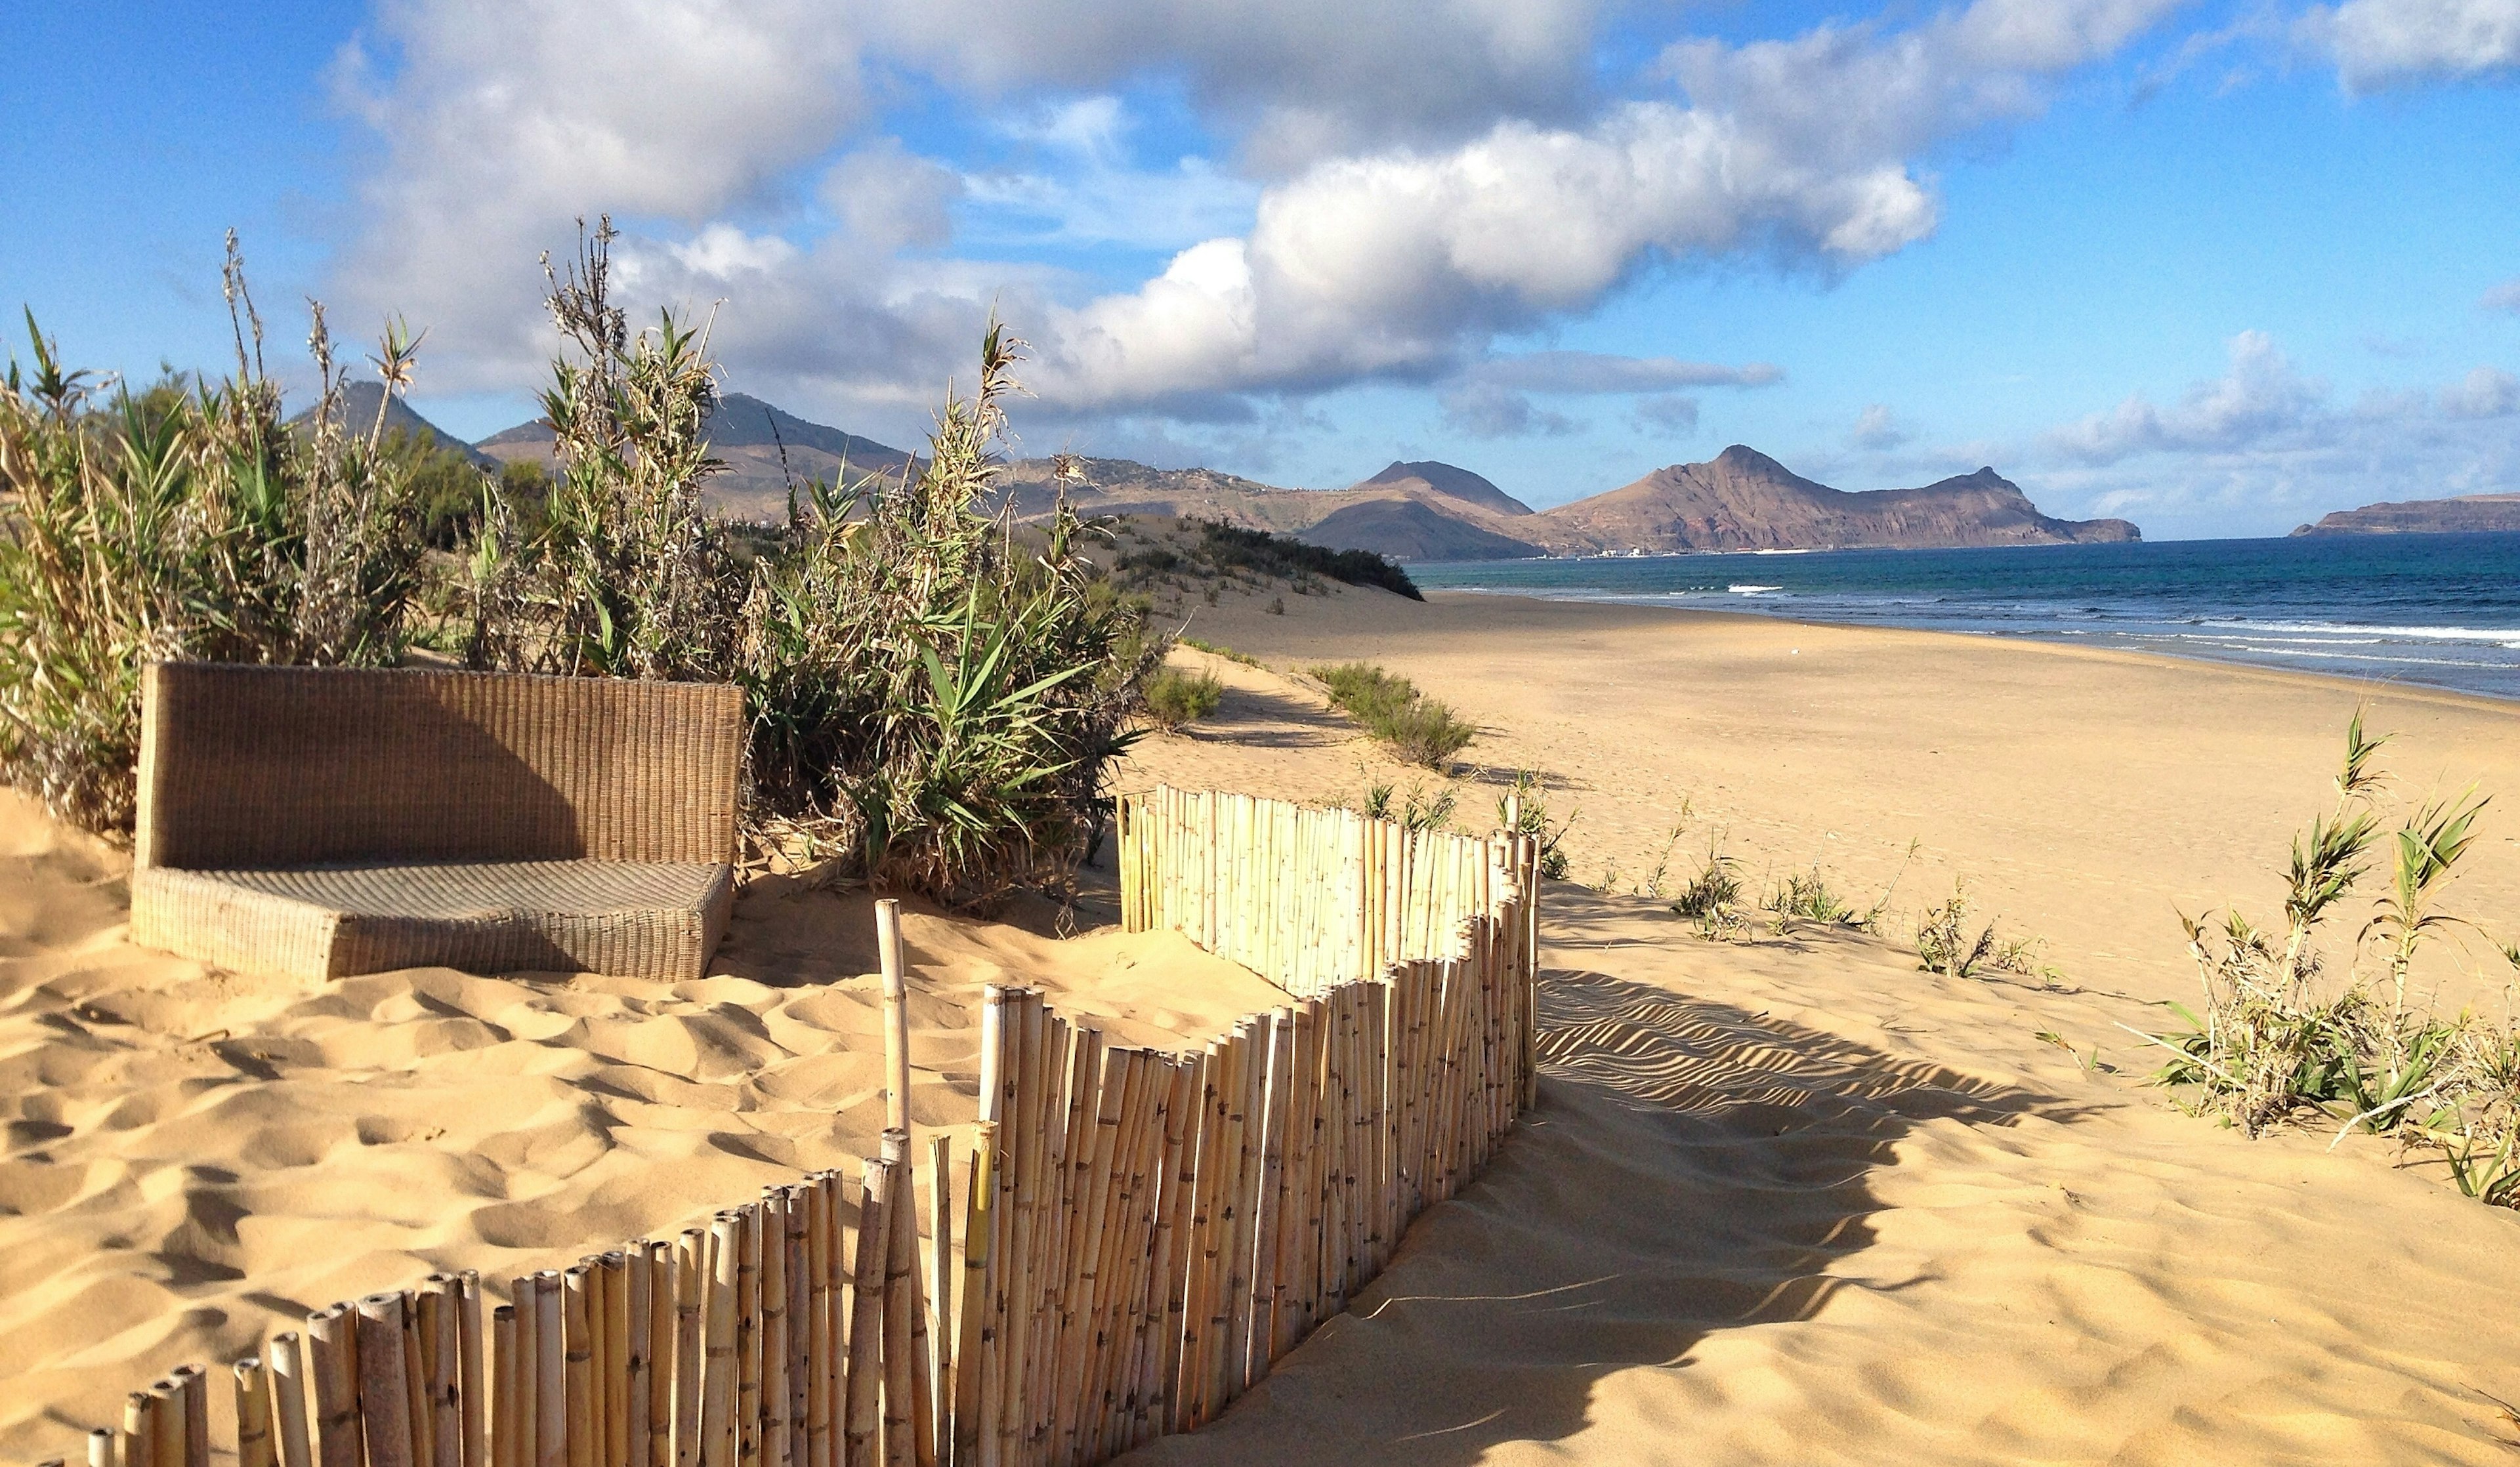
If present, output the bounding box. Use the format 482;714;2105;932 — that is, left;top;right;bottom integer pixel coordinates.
7;579;2520;1464
1144;583;2520;1010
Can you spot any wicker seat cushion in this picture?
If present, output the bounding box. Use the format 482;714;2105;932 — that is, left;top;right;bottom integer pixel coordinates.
131;859;735;983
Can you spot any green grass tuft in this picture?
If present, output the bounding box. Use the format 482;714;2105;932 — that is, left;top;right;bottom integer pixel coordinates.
1309;661;1477;770
1141;667;1224;732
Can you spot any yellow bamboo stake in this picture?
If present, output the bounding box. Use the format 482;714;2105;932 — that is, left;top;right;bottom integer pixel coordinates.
841;1168;887;1467
356;1295;418;1467
268;1333;314;1467
234;1359;275;1467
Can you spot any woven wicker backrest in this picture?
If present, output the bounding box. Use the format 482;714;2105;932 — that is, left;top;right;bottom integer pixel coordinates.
135;664;745;871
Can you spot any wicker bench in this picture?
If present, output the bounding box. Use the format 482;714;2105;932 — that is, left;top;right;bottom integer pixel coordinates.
130;663;744;982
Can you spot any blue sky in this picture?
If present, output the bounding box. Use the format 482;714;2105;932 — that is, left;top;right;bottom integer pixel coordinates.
4;0;2517;538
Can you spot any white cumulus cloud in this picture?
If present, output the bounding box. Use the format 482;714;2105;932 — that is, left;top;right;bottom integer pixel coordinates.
2305;0;2520;88
2048;331;2332;464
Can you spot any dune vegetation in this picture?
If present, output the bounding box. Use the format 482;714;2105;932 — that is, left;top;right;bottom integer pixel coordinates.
2142;714;2519;1207
0;226;1160;906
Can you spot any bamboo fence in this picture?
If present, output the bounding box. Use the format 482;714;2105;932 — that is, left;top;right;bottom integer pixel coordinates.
34;792;1539;1467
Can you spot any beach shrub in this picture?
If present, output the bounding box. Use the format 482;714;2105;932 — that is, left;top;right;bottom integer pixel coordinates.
2137;714;2520;1204
488;232;1156;903
1359;779;1456;833
0;243;427;835
1181;636;1260;668
1771;867;1855;925
3;224;1156;909
1671;848;1754;938
1496;769;1574;880
1311;661;1477;769
1916;882;2000;978
1670;853;1741;917
1189;520;1421;600
1141;668;1224;732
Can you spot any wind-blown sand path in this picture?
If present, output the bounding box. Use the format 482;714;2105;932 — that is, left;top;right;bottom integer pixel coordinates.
1119;886;2520;1464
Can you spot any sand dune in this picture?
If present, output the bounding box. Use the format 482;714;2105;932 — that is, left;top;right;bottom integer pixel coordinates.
0;798;1276;1460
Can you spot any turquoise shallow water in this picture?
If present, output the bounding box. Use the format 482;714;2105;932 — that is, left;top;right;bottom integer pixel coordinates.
1408;533;2520;702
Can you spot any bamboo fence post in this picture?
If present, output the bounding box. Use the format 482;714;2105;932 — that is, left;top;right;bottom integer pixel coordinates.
492;1308;518;1467
955;991;1007;1467
146;1378;181;1467
459;1275;488;1467
564;1268;597;1467
235;1358;276;1467
1318;997;1350;1320
1209;1025;1251;1415
624;1252;652;1467
178;1365;209;1467
883;1130;935;1467
1295;1001;1330;1350
1219;1023;1261;1401
705;1216;742;1467
738;1208;764;1467
878;1153;917;1467
585;1262;614;1467
676;1233;707;1467
656;1241;683;1467
433;1277;469;1467
786;1193;812;1467
536;1275;566;1467
948;1125;996;1467
269;1333;313;1467
595;1254;624;1467
402;1291;436;1467
927;1135;954;1462
759;1203;789;1467
89;1426;117;1467
121;1392;152;1467
307;1303;362;1467
1250;1012;1292;1376
878;900;912;1142
992;997;1043;1467
358;1294;419;1467
635;1246;663;1467
509;1284;540;1467
121;1391;151;1467
843;1163;889;1467
803;1187;835;1467
1366;983;1394;1274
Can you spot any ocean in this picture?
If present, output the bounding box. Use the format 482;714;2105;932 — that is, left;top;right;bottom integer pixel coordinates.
1408;533;2520;703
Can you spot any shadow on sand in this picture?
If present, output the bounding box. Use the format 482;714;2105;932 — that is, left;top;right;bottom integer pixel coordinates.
1122;887;2091;1465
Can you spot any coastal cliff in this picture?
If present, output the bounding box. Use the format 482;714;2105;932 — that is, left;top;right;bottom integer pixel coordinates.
2292;493;2520;536
1521;446;2139;554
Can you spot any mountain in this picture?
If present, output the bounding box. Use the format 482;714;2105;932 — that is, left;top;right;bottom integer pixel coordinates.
1524;447;2139;554
476;392;917;522
1297;498;1546;560
465;390;2127;559
2291;493;2520;536
1351;461;1534;517
991;454;1545;558
295;382;499;471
